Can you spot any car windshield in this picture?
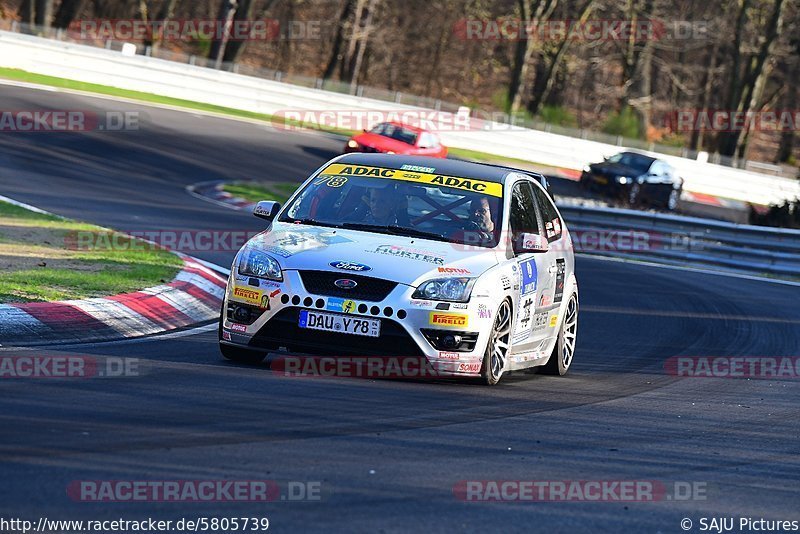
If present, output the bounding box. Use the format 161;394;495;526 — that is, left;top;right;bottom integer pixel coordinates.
369;123;419;145
279;163;504;247
607;152;655;174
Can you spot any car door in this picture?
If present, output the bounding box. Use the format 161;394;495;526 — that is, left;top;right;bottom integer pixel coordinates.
415;132;440;157
530;182;568;339
507;180;557;353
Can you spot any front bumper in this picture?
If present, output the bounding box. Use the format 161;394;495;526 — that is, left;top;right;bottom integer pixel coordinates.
220;270;495;376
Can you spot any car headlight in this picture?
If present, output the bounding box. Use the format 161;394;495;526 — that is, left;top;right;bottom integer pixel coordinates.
347;139;359;148
583;165;591;173
237;248;282;281
412;277;474;303
617;176;629;184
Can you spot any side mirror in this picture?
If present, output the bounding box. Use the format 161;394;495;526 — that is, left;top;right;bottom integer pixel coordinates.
514;232;548;254
253;201;281;221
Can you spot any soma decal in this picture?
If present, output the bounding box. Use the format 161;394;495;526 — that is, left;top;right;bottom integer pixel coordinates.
321;164;503;197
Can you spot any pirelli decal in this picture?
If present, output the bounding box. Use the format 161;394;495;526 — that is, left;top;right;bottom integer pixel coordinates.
321;164;503;197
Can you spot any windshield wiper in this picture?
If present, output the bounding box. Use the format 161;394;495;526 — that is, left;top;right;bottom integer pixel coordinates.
284;218;342;229
341;222;448;242
386;225;449;242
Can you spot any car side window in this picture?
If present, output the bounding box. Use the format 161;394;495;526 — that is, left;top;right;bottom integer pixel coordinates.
531;185;562;242
419;132;438;148
651;161;665;175
509;182;540;251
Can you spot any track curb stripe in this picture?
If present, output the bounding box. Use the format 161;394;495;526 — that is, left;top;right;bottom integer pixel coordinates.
0;256;227;347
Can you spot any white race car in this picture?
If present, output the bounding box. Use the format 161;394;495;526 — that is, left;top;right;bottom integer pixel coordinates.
220;154;578;385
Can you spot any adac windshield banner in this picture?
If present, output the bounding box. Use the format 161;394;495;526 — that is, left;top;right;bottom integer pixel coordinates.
320;164;503;198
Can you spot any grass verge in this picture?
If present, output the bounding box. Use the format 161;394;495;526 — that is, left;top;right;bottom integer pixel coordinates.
0;200;182;303
222;182;300;204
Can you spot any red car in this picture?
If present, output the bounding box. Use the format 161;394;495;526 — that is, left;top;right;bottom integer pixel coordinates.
344;122;448;158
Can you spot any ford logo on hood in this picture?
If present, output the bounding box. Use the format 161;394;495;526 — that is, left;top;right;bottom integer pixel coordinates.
330;261;371;272
334;279;358;289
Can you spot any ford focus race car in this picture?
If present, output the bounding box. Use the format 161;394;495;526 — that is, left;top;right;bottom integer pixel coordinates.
219;154;578;385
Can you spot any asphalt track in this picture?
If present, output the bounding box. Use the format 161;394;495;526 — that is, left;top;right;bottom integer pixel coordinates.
1;83;799;533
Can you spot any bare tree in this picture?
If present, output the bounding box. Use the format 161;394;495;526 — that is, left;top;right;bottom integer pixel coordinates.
53;0;90;29
527;0;596;115
208;0;238;66
717;0;789;157
322;0;358;79
507;0;559;113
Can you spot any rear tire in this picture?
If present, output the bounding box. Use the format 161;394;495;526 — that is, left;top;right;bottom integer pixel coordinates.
579;173;591;191
666;188;680;211
542;293;578;376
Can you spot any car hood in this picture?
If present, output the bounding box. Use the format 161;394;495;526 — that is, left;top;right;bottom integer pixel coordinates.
245;222;499;286
352;133;415;153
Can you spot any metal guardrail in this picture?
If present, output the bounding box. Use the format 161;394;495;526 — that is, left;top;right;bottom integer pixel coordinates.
558;205;800;277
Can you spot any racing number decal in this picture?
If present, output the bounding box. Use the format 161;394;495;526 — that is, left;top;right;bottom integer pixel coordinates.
554;259;566;303
316;175;349;187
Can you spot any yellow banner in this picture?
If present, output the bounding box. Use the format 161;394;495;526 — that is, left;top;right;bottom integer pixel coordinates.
321;164;503;198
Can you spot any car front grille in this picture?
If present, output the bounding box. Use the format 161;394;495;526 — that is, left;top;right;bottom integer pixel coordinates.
250;308;424;357
298;270;398;301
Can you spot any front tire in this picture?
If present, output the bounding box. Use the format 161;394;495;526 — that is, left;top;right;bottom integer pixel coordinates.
481;299;512;386
220;343;267;364
627;183;641;208
542;293;578;376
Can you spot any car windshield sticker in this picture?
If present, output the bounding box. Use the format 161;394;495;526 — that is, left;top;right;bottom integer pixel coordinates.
316;175;348;188
321;163;503;197
400;164;436;173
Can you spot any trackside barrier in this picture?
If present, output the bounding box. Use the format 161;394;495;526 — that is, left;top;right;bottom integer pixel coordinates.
558;205;800;276
1;30;799;207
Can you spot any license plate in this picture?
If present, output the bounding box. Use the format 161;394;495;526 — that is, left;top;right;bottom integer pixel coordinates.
593;175;608;185
298;310;381;338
